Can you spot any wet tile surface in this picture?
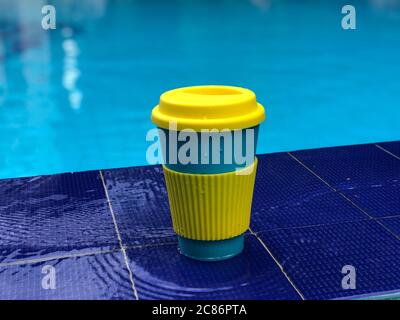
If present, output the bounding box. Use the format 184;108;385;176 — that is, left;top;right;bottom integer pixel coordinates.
127;235;301;300
251;153;367;232
103;166;177;246
0;251;134;300
0;141;399;299
0;171;119;264
292;143;400;217
258;220;400;300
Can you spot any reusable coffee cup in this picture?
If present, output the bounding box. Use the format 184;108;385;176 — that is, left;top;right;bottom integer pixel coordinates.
151;85;265;261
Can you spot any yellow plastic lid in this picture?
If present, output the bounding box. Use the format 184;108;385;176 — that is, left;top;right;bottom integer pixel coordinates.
151;85;266;131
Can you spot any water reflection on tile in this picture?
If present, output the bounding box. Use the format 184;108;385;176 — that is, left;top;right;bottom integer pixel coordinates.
292;144;400;217
0;251;134;300
103;166;176;247
126;235;301;300
251;153;367;232
259;220;400;300
0;171;119;264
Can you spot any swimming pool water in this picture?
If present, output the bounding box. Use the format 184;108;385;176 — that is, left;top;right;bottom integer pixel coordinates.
0;0;399;179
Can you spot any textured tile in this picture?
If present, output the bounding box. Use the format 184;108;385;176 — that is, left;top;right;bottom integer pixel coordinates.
258;220;400;300
292;144;400;217
378;217;400;239
251;153;367;232
126;235;301;300
103;166;176;246
0;171;119;264
1;141;399;300
0;251;134;300
377;141;400;158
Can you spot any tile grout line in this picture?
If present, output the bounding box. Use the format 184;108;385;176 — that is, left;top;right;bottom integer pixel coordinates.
99;170;139;300
0;240;180;269
287;152;400;242
287;153;340;191
376;214;400;221
125;241;178;250
287;152;373;220
0;248;121;268
350;144;400;235
253;217;371;234
375;144;400;161
375;221;400;242
249;227;305;300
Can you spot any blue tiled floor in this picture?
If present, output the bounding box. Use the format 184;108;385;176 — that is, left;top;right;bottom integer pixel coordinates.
378;217;400;239
378;141;400;158
0;141;399;299
0;251;134;300
258;220;400;300
0;171;119;264
292;143;400;217
102;166;176;247
127;235;300;300
251;153;367;232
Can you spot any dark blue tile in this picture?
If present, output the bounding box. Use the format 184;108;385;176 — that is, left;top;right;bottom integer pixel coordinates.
2;141;398;300
0;251;134;300
251;153;367;232
342;186;400;218
292;143;400;217
378;141;400;158
103;166;176;246
378;217;400;239
127;235;301;300
0;171;119;264
258;220;400;300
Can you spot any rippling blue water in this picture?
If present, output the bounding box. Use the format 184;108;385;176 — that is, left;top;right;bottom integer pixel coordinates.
0;0;399;179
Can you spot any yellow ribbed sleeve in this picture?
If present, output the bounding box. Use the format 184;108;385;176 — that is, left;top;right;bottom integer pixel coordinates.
162;159;258;241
